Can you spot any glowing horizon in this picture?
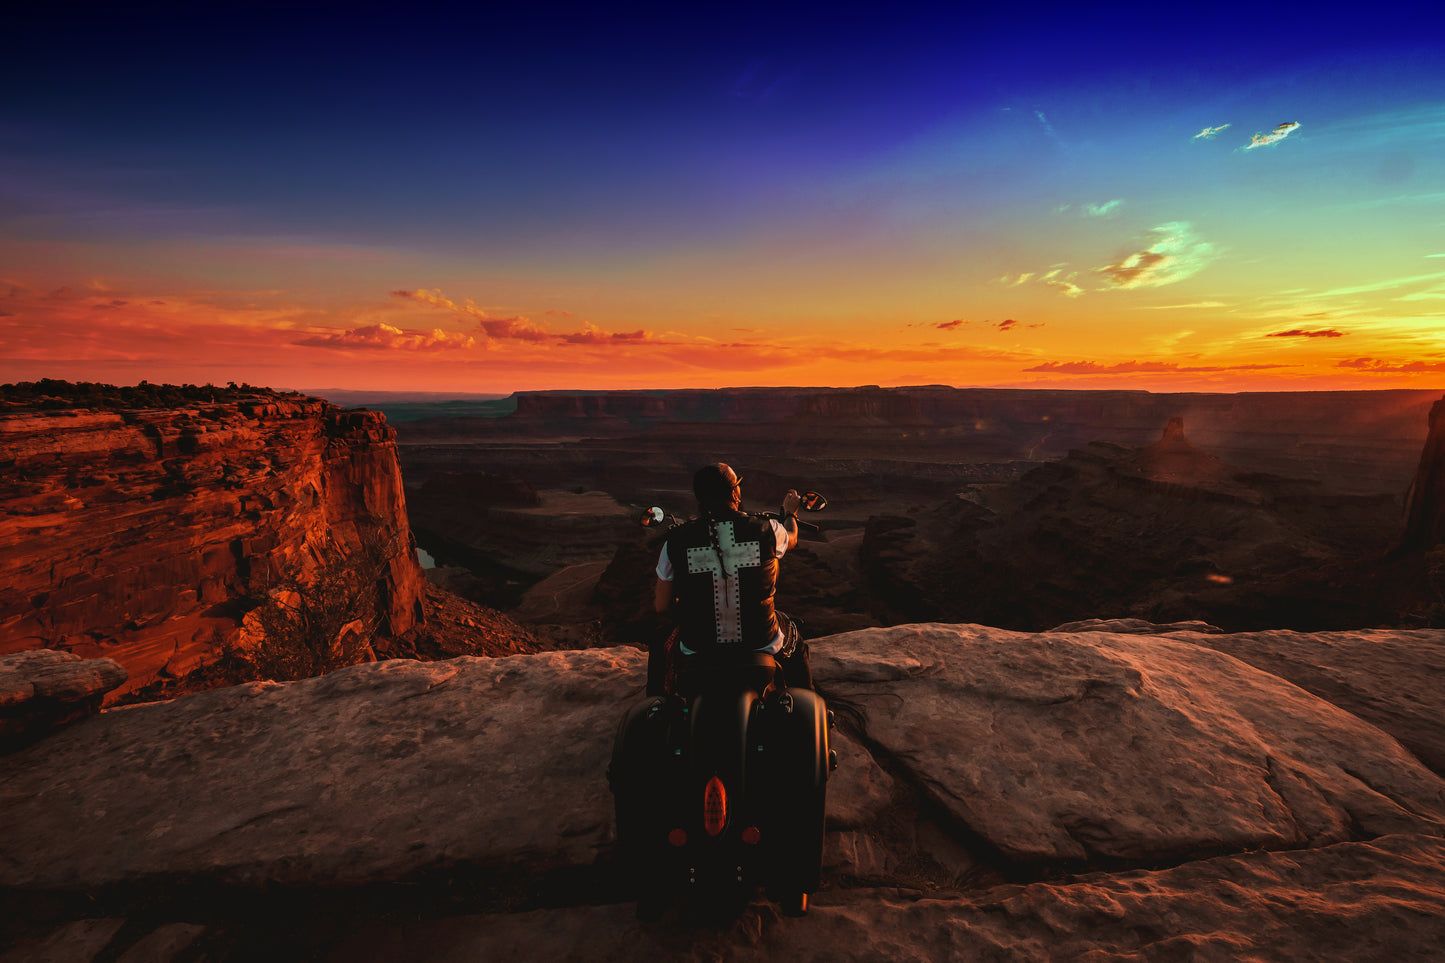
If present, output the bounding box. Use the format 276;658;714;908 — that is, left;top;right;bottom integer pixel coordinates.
3;4;1443;396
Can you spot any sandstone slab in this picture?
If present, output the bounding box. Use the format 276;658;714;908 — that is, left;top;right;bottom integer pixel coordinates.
0;649;126;749
328;833;1445;962
812;623;1445;864
1173;627;1445;776
0;650;646;891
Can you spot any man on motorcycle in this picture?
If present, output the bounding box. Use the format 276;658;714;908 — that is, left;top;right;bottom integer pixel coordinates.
651;463;812;695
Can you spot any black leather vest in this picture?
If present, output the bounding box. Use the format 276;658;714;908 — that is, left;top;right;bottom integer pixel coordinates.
666;512;779;652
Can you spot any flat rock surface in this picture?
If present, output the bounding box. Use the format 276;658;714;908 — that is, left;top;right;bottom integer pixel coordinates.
811;623;1445;863
5;623;1445;960
329;834;1445;962
1173;627;1445;776
0;650;641;890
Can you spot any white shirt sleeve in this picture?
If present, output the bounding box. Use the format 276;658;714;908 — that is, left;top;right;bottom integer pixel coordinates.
656;543;673;581
769;518;790;559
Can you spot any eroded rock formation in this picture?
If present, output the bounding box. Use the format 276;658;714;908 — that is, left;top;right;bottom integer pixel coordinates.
0;397;423;696
3;622;1444;957
1403;393;1445;551
0;648;126;749
863;419;1405;631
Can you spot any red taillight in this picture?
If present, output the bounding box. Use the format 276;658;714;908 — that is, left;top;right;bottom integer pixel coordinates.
702;775;727;836
668;828;688;847
741;826;761;845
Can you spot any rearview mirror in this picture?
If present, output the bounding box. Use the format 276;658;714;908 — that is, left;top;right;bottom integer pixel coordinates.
641;506;666;527
799;491;827;512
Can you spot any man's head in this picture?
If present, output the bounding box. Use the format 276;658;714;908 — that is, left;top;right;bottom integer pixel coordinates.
693;462;741;513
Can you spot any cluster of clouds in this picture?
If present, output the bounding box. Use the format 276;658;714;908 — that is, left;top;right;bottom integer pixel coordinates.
1023;360;1291;375
1244;122;1303;150
1193;120;1302;150
1267;328;1345;339
1009;116;1304;304
1006;268;1084;298
935;318;1042;333
295;324;476;351
1007;222;1216;299
289;288;657;353
1337;357;1445;373
1098;223;1217;290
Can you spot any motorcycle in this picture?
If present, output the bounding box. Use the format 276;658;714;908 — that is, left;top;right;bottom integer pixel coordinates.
608;491;835;918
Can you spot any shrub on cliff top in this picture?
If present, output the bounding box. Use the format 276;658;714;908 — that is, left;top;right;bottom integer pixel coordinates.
0;378;306;409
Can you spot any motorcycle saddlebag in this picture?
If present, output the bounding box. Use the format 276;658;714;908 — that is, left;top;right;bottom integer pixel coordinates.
609;696;682;880
756;687;830;895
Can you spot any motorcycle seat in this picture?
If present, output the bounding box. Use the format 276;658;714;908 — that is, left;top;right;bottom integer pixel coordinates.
675;650;778;698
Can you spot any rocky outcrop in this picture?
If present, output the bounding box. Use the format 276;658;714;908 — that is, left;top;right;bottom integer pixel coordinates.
0;649;126;749
3;622;1444;957
484;387;1439;494
863;421;1405;632
1048;617;1224;634
0;397;424;697
1402;393;1445;551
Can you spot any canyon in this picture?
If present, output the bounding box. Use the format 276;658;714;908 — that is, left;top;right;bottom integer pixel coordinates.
390;386;1445;641
4;381;1445;959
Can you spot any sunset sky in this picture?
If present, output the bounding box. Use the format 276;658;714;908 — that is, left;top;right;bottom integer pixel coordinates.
3;1;1443;394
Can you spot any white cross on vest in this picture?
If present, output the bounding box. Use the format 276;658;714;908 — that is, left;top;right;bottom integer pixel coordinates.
685;521;761;645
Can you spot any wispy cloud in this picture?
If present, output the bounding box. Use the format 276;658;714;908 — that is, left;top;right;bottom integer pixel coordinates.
295;323;476;351
936;319;968;330
1082;200;1122;218
1057;200;1123;218
1308;271;1445;299
558;323;652;345
1337;357;1445;373
1025;360;1291;375
1138;301;1227;310
392;287;654;345
1244;121;1302;150
1043;276;1084;298
1395;282;1445;302
1097;223;1216;289
1003;266;1084;298
1194;124;1230;140
1265;328;1345;339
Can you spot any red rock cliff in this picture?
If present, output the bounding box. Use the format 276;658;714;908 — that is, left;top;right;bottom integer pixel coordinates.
0;397;424;696
1402;394;1445;551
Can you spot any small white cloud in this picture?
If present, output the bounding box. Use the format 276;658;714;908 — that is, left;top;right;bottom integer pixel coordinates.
1044;277;1084;298
1194;124;1230;140
1244;121;1302;149
1081;199;1123;218
1098;222;1217;289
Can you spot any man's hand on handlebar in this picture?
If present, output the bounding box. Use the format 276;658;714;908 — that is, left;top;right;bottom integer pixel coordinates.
782;489;801;517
